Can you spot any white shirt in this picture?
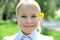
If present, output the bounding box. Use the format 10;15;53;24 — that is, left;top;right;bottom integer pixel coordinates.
3;30;54;40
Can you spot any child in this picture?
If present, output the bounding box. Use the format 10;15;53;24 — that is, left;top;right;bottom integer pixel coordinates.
3;0;54;40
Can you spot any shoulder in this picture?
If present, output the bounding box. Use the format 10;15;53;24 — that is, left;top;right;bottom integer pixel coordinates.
37;33;54;40
2;33;18;40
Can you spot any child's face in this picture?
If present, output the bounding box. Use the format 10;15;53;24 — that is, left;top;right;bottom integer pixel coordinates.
17;5;40;34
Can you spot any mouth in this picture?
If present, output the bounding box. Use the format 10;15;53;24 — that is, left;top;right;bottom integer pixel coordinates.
24;25;34;28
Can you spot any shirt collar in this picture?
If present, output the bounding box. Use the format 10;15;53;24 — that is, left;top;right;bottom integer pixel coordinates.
15;30;39;40
15;31;23;40
29;30;38;40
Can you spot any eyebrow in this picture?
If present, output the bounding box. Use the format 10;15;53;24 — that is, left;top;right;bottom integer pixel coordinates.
20;13;27;16
19;11;38;15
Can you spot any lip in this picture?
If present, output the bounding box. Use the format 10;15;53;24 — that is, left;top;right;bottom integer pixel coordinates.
24;25;34;28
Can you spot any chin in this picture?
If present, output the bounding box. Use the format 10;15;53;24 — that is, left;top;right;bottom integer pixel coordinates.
25;30;34;34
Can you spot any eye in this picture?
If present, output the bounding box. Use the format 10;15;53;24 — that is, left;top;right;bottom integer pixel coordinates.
21;16;26;18
32;15;37;17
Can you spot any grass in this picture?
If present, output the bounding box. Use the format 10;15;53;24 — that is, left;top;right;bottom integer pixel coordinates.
0;19;60;40
0;19;19;40
41;28;60;40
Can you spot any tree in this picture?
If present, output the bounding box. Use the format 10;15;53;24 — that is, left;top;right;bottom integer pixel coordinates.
0;0;19;20
55;0;60;9
36;0;56;20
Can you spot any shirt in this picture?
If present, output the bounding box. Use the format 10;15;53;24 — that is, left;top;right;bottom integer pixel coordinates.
3;30;54;40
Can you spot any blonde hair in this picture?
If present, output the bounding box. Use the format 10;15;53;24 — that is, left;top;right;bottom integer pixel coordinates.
16;0;41;33
16;0;41;15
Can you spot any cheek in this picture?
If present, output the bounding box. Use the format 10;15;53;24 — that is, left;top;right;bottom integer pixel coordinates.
18;18;25;22
18;18;25;26
32;18;39;24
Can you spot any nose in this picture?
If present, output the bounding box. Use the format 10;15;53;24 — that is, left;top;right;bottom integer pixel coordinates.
26;18;32;24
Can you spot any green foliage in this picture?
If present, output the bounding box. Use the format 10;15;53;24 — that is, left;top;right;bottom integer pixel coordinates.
0;0;19;19
0;19;19;40
53;14;60;20
41;28;60;40
55;0;60;9
0;0;60;20
36;0;56;20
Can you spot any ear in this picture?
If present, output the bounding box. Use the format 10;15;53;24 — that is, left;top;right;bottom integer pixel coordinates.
16;15;18;21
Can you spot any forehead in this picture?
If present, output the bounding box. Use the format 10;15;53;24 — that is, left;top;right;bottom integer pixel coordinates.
18;4;38;14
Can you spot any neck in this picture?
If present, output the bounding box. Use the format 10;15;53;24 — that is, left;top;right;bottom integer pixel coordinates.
21;30;31;36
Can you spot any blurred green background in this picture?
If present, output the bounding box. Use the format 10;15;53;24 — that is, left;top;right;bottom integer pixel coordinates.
0;0;60;40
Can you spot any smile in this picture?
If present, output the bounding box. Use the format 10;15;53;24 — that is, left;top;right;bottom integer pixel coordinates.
24;25;34;28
